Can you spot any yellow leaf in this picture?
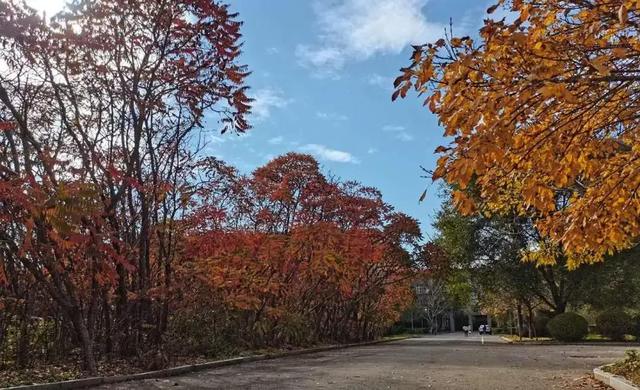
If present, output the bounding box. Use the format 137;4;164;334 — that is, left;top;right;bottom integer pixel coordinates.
520;6;530;22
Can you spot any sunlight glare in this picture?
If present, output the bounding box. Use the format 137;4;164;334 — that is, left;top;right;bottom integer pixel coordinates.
24;0;67;19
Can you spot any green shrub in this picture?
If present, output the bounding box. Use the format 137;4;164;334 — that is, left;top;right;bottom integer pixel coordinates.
534;314;551;337
271;311;315;346
547;312;588;342
165;309;241;357
596;309;633;341
492;327;505;334
633;315;640;339
386;324;407;336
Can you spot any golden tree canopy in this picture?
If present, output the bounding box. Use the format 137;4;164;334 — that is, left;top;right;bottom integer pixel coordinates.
395;0;640;267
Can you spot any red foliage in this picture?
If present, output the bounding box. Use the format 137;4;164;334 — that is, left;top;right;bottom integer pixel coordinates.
177;153;421;344
0;0;418;371
0;0;251;373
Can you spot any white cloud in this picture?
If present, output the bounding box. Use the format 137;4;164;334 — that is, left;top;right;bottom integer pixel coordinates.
204;130;251;148
383;125;406;132
368;73;395;90
316;111;348;121
251;88;292;121
395;132;414;142
296;46;346;78
268;136;284;145
383;124;414;142
210;135;226;144
300;144;359;164
297;0;444;77
266;47;280;55
367;147;378;154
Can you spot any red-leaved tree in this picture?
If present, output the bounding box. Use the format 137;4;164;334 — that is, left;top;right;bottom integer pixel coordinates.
0;0;250;372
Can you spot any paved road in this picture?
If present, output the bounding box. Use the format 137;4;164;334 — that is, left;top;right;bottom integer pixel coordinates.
95;333;633;389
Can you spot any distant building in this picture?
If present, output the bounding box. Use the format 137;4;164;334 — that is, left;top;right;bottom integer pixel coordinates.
402;279;492;333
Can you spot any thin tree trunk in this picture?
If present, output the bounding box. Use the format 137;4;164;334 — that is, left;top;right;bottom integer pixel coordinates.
411;310;414;332
516;303;524;340
527;303;534;339
449;310;455;333
16;300;30;368
508;311;514;336
103;291;113;355
71;310;97;374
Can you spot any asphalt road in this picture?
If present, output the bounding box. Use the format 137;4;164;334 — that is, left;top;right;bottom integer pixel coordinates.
94;333;633;389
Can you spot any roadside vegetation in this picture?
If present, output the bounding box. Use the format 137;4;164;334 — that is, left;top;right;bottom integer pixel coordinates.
604;350;640;385
0;1;425;387
393;0;640;351
394;186;640;343
3;0;640;387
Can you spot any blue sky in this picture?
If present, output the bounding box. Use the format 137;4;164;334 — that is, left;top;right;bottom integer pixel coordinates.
213;0;499;238
28;0;500;238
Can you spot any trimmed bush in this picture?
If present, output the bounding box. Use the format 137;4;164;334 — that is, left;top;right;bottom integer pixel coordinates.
596;309;633;341
547;312;588;342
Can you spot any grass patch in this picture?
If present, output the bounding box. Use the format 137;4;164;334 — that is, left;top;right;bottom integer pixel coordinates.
603;350;640;385
383;335;415;340
585;333;636;342
500;335;552;342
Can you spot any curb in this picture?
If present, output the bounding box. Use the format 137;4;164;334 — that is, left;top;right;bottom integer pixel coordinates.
3;336;410;390
594;365;639;390
498;337;637;347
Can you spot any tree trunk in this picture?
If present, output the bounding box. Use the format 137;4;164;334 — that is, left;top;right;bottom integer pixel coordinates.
103;291;113;355
16;301;30;368
71;310;97;374
411;310;414;332
449;310;455;333
508;311;514;336
526;303;534;339
516;303;524;340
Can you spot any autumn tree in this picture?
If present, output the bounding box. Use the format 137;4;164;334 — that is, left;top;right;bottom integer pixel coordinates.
178;153;420;348
430;189;640;338
394;0;640;266
0;0;250;372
